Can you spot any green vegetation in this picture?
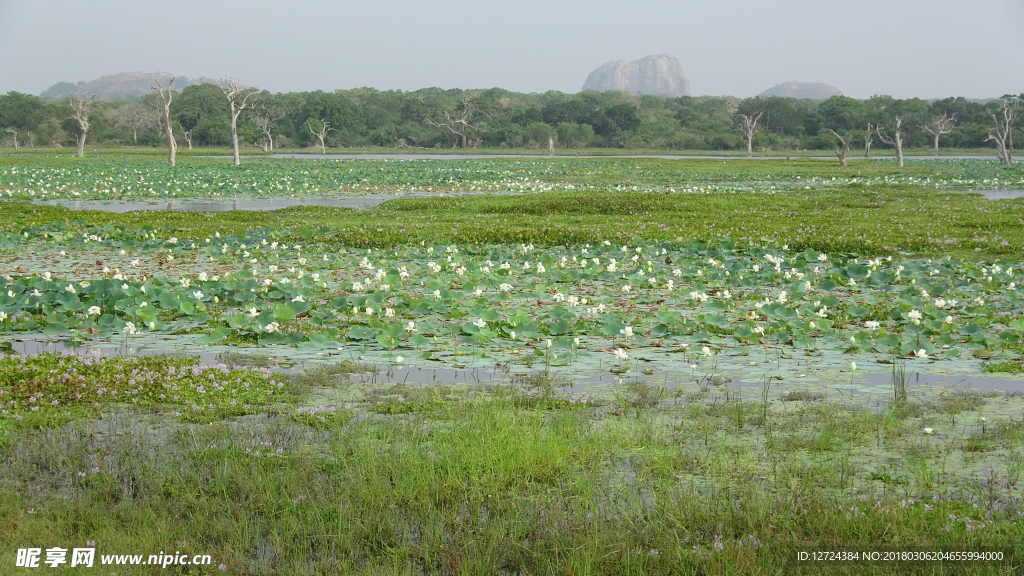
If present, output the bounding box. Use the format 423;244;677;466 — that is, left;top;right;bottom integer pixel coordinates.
2;86;1021;153
1;154;1023;573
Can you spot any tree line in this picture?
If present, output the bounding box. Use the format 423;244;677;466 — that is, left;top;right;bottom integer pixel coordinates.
0;82;1020;164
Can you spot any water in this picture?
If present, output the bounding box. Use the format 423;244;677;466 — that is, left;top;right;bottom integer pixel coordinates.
961;189;1024;201
860;370;1024;394
33;196;394;212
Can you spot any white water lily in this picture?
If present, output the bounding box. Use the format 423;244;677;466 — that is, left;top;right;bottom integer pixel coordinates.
248;307;259;317
87;306;101;316
850;362;857;371
148;321;156;330
264;322;280;333
613;347;629;361
915;349;928;358
65;284;76;294
620;326;633;337
945;315;954;324
509;330;516;340
907;309;922;321
0;311;7;321
546;339;552;349
473;318;487;328
385;308;395;318
865;321;880;331
923;428;934;435
407;321;416;332
291;295;305;303
701;346;712;356
123;321;139;335
193;290;204;300
395;356;404;364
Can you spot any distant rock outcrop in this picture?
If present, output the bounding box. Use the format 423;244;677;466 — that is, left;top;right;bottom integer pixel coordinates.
582;54;690;97
757;81;842;100
40;73;218;99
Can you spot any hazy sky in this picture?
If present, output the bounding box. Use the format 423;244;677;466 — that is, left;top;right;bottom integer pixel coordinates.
2;0;1022;99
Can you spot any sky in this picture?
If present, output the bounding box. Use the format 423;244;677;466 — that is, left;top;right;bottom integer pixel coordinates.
1;0;1022;99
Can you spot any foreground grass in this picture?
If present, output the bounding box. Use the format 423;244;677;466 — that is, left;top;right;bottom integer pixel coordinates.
3;366;1024;575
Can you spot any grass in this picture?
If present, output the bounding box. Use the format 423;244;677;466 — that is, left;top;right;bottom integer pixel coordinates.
3;368;1024;574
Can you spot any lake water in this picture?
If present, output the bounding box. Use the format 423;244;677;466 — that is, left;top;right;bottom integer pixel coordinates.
31;189;1023;213
34;196;394;212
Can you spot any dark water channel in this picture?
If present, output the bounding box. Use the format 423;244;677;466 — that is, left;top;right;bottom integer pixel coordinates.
34;196;393;212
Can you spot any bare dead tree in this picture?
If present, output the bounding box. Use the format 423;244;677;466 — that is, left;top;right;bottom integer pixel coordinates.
863;122;873;157
182;129;193;150
153;77;177;166
251;102;286;152
876;116;906;167
921;112;956;152
4;128;17;149
64;95;94;158
986;99;1017;165
736;112;763;157
220;78;258;166
424;95;489;149
111;102;156;145
825;129;854;167
307;118;333;154
24;131;34;147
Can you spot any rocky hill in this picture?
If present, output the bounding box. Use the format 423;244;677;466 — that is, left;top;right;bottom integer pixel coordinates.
40;73;221;99
757;81;842;100
582;54;690;97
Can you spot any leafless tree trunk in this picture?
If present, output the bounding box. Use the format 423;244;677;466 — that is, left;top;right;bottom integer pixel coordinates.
307;119;333;154
863;122;873;157
111;101;156;146
65;95;94;158
4;128;17;149
251;103;286;153
876;116;905;167
220;78;258;166
986;101;1016;165
825;129;853;167
24;132;34;147
183;130;193;150
921;112;956;152
736;112;763;157
425;95;489;148
153;77;177;166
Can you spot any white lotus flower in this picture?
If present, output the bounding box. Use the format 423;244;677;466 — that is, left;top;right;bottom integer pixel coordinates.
613;347;629;361
88;306;101;316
